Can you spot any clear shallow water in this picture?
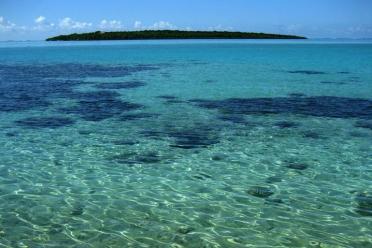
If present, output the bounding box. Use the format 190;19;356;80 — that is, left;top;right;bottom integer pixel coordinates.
0;40;371;247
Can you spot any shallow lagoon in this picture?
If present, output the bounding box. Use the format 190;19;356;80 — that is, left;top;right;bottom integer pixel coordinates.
0;40;371;247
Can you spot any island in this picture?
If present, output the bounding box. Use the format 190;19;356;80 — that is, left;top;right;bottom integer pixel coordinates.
46;30;306;41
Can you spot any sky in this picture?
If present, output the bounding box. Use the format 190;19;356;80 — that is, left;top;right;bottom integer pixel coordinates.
1;0;372;40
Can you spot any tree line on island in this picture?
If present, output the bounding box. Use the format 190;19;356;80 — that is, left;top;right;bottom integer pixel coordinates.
46;30;306;41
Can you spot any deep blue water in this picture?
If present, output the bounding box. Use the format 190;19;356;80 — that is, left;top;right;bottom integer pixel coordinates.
0;40;371;247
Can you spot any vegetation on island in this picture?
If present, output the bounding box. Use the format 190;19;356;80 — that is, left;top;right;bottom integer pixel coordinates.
46;30;306;41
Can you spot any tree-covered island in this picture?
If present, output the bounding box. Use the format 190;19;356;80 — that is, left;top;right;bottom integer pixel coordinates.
46;30;306;41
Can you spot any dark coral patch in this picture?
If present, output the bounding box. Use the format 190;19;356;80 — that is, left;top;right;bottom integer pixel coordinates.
218;114;247;124
211;153;228;161
355;192;372;217
285;162;309;170
1;63;158;79
0;63;160;113
15;116;75;129
139;123;220;149
288;70;327;75
69;90;121;101
135;152;163;164
190;96;372;120
274;121;300;129
302;130;324;139
60;99;143;121
95;81;146;90
71;204;84;216
205;79;216;83
140;129;164;139
156;95;178;100
247;186;274;198
177;226;195;234
193;172;212;180
168;127;219;149
5;132;18;137
110;151;163;165
0;91;47;111
354;120;372;130
59;90;143;121
112;139;138;146
165;99;185;104
320;81;346;85
119;113;159;121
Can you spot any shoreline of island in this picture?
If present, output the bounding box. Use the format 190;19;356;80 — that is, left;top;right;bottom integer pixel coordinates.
46;30;306;41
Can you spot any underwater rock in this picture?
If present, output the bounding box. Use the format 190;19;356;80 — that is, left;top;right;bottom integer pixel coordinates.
112;139;138;146
354;120;372;130
168;128;219;149
95;81;146;89
193;172;212;180
274;121;300;129
211;153;227;161
204;79;216;83
191;96;372;120
286;162;309;170
110;151;162;165
157;95;178;100
320;81;346;85
134;151;162;164
5;132;17;137
247;186;274;198
265;198;284;204
140;129;164;139
71;204;84;216
355;192;372;216
218;114;247;124
48;223;64;234
265;176;283;183
288;70;327;75
165;99;185;104
119;113;159;121
177;226;195;234
15;116;75;129
348;131;366;138
302;130;323;139
193;175;205;180
78;130;92;135
110;152;137;164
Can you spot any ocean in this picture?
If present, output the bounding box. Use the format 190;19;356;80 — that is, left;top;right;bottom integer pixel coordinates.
0;39;371;247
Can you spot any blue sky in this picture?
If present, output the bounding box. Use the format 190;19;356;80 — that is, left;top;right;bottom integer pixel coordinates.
1;0;372;40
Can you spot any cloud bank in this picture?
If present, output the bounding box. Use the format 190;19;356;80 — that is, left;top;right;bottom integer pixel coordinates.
0;16;16;31
59;17;92;29
1;16;372;39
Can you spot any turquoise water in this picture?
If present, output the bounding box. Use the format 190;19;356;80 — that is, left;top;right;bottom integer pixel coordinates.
0;40;371;247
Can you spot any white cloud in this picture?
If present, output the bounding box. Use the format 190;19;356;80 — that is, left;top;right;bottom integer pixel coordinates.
149;21;176;30
207;25;233;31
35;16;46;24
59;17;92;29
0;16;16;31
132;20;176;30
99;19;122;30
134;21;142;29
33;16;55;31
